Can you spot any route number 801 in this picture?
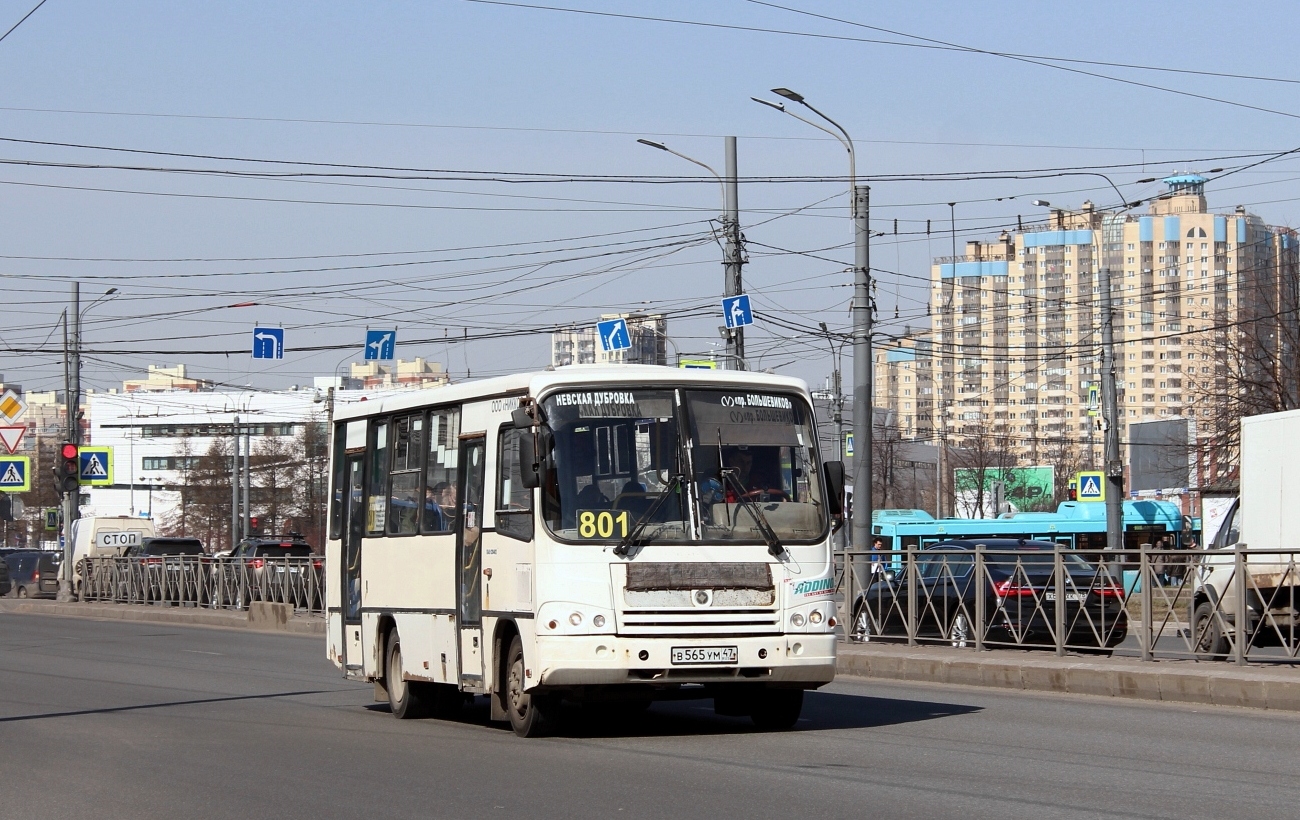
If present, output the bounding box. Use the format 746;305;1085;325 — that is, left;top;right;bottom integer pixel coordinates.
577;509;630;539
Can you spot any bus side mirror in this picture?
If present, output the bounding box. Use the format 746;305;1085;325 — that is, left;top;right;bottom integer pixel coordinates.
823;460;845;516
518;427;553;490
511;407;533;430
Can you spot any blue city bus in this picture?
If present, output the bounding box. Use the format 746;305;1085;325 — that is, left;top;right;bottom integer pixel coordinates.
868;500;1190;561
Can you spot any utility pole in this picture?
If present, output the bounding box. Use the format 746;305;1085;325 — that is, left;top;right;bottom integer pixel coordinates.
243;425;251;538
231;417;240;552
1099;223;1124;552
56;284;80;601
723;136;745;369
852;183;873;554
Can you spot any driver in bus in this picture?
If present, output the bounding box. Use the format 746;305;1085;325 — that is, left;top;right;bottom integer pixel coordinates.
722;447;787;503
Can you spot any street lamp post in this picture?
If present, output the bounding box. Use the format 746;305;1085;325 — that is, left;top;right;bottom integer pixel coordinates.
637;137;745;369
754;88;872;554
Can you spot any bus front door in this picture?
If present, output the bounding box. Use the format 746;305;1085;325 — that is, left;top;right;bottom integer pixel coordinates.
456;436;487;691
341;453;365;677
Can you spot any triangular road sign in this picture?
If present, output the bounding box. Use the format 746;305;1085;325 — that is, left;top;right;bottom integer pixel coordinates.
0;426;23;454
1081;476;1101;496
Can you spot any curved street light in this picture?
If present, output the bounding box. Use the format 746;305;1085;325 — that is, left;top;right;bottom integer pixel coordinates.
754;88;873;558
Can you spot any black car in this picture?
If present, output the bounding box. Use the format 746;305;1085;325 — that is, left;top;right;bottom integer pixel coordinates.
123;538;207;602
0;552;14;596
850;538;1128;651
214;535;319;609
4;551;59;598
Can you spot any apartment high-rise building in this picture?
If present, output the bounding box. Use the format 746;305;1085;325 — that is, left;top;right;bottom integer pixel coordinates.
876;174;1296;482
551;313;667;367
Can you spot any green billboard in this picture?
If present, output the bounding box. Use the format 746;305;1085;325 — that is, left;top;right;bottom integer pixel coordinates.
953;466;1055;515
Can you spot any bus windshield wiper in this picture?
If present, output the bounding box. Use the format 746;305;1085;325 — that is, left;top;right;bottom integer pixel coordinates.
613;473;685;558
719;468;786;558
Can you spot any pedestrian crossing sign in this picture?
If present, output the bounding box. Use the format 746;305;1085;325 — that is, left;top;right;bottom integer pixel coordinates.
1076;470;1105;502
0;456;29;492
78;446;114;486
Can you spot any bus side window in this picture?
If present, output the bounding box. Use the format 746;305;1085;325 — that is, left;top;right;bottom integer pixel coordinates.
329;422;347;541
387;413;424;536
496;425;534;541
366;419;389;536
422;407;460;534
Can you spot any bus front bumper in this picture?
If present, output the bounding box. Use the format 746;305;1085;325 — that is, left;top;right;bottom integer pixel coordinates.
531;633;837;688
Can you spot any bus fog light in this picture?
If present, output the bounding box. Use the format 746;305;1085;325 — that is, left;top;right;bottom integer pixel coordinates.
758;648;768;659
791;613;806;627
809;610;824;624
569;612;583;626
592;614;606;628
792;642;804;655
638;649;649;661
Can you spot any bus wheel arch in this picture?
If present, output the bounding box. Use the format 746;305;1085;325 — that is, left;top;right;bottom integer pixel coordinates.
375;615;397;700
490;619;520;722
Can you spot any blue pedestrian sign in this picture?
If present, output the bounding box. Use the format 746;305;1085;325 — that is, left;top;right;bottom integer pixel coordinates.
0;455;29;492
252;327;284;360
596;318;631;352
1076;470;1105;502
365;330;396;361
78;447;113;487
722;294;754;330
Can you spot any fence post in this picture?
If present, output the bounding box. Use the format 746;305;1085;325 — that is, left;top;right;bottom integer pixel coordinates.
975;544;985;652
844;543;855;640
1234;543;1248;667
1054;546;1065;657
1140;542;1153;661
906;546;917;647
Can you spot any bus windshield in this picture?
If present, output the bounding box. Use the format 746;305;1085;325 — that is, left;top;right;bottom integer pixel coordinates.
540;387;827;545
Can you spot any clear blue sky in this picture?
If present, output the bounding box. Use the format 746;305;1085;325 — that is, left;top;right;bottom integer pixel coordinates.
2;0;1298;396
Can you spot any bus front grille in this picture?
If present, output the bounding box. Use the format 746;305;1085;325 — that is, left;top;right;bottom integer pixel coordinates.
617;608;780;636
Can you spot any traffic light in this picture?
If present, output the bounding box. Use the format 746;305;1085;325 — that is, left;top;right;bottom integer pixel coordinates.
0;494;11;522
249;516;262;535
57;442;80;495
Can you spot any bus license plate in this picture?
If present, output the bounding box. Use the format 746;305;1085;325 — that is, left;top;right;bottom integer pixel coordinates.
671;646;738;665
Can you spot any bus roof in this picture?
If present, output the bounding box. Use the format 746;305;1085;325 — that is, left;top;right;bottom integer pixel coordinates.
332;364;811;422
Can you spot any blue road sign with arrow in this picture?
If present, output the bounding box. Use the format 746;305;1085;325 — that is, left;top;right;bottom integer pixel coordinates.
365;330;396;361
596;318;631;352
722;294;754;329
252;327;284;360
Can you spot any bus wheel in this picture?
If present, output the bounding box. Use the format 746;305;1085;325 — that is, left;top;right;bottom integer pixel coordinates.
506;635;555;737
386;631;427;719
750;688;803;731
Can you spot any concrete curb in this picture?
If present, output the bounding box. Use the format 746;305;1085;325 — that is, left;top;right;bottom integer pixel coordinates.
836;642;1300;711
0;598;326;635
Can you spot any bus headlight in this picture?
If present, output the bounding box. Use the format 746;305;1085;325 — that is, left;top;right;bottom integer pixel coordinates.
592;614;606;628
809;609;824;625
790;612;806;627
569;612;583;627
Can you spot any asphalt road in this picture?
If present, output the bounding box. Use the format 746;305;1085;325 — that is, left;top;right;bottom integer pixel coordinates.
3;613;1298;820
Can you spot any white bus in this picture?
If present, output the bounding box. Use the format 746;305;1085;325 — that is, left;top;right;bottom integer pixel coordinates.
326;365;845;736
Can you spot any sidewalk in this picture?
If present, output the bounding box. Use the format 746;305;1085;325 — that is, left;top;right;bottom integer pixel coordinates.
837;640;1300;711
0;598;326;635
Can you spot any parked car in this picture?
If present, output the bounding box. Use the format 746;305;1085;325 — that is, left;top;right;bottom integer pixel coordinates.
849;538;1128;652
123;538;207;603
0;553;13;596
213;535;319;610
5;551;59;598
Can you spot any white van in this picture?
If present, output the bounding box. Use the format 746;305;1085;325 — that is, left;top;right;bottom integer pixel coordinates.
60;516;157;594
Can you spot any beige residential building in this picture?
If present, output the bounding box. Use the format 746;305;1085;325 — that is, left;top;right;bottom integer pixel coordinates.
876;174;1297;473
551;313;667;366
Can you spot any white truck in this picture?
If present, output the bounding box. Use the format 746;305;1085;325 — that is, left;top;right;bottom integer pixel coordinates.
60;516;157;596
1191;409;1300;659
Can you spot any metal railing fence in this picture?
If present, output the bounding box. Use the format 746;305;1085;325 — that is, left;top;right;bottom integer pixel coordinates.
78;556;325;614
835;544;1300;664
